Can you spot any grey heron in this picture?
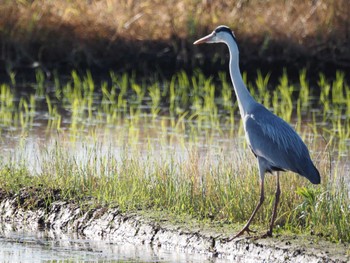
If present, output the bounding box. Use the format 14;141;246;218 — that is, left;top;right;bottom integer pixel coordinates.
194;25;320;239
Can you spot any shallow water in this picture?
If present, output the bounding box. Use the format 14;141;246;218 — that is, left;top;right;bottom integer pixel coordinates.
0;228;229;263
0;111;247;176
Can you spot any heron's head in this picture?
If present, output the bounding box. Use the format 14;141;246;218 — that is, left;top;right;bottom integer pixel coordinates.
193;25;236;45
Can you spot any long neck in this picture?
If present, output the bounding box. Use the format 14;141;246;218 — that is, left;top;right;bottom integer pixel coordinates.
226;38;256;117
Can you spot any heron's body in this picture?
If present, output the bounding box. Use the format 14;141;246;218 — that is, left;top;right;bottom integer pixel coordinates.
245;103;320;183
194;25;320;238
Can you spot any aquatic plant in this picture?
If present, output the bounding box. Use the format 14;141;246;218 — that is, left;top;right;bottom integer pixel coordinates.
0;69;349;243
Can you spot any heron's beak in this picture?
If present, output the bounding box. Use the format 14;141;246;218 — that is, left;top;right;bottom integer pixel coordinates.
193;32;215;45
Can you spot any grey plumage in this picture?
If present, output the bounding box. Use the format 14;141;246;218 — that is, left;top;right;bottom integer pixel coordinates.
245;103;320;184
194;25;320;238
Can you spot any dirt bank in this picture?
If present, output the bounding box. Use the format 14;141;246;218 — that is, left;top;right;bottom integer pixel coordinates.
0;189;348;262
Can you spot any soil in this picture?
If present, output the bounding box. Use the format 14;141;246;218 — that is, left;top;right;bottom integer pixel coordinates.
0;188;348;262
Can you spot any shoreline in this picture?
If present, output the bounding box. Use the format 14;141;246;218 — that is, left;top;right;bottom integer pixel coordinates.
0;188;348;262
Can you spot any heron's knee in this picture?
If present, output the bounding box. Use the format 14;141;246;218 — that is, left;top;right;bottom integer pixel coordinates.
259;193;265;204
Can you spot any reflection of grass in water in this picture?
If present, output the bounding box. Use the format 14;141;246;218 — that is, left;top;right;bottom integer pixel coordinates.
1;69;349;153
0;69;349;243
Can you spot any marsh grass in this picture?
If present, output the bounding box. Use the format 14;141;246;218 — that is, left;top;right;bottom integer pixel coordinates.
0;132;348;242
0;69;349;243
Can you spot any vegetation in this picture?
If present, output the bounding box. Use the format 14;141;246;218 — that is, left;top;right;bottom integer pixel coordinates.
0;0;349;248
0;0;349;73
0;69;349;243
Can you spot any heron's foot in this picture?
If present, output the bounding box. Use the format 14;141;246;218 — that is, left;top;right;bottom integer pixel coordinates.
259;230;273;239
221;226;256;243
234;225;257;238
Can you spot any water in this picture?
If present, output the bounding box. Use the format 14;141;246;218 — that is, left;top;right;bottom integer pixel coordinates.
0;229;226;262
0;110;246;176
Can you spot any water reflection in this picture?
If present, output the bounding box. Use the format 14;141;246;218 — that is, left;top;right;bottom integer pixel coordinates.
0;228;227;263
0;113;247;176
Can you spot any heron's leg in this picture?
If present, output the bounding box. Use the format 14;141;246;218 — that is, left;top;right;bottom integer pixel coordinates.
266;172;281;237
232;176;265;239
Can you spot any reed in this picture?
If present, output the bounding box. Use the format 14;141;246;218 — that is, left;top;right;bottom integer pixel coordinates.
1;0;349;72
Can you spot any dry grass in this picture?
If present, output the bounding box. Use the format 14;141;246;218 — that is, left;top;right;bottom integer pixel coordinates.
0;0;349;72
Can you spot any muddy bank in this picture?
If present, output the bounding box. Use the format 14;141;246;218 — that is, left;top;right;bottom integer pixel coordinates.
0;189;348;262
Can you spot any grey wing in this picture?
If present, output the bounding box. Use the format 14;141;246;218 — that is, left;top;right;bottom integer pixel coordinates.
244;106;310;175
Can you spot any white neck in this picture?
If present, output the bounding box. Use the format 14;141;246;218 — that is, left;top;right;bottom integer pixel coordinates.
224;37;256;117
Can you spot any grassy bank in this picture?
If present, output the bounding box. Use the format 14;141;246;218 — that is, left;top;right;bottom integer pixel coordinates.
1;128;349;243
1;0;349;75
0;69;349;243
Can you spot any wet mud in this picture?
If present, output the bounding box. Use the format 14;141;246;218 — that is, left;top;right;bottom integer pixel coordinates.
0;188;348;262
